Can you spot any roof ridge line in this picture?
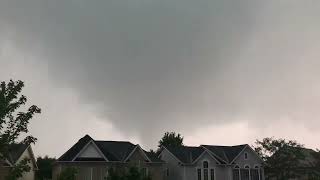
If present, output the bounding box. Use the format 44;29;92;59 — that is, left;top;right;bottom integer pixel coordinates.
95;140;133;143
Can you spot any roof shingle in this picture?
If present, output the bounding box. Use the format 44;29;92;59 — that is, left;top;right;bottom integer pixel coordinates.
58;135;162;163
202;144;247;163
7;143;29;164
163;144;248;164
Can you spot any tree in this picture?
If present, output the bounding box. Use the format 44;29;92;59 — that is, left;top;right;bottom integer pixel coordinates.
58;167;78;180
5;158;31;180
36;156;56;180
158;132;183;148
309;149;320;179
0;80;41;180
106;168;123;180
254;137;307;180
148;131;184;156
125;167;141;180
147;149;158;159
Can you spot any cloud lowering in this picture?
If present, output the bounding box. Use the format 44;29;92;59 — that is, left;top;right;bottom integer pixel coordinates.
1;0;320;156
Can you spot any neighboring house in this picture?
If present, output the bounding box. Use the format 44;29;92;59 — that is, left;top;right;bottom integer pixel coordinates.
53;135;166;180
0;144;38;180
159;144;264;180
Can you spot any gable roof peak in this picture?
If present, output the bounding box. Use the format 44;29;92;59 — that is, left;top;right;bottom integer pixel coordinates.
199;144;248;164
82;134;93;140
6;143;30;165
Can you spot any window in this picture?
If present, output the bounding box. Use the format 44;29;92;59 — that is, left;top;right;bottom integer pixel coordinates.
232;165;240;180
197;169;202;180
203;161;209;180
244;152;248;160
141;167;148;177
104;168;109;179
203;161;209;168
240;168;250;180
250;168;259;180
166;168;169;177
204;169;208;180
210;169;215;180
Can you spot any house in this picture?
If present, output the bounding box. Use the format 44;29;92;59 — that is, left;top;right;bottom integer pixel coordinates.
159;144;264;180
0;143;38;180
53;135;166;180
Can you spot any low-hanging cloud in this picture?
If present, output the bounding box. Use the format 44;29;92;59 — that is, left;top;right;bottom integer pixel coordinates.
1;0;320;147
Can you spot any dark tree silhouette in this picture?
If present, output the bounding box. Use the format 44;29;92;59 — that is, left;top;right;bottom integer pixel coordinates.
107;167;152;180
158;132;183;148
0;80;41;180
36;156;56;180
254;137;308;180
57;167;78;180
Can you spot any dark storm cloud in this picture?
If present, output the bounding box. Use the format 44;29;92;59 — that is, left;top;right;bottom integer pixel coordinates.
1;0;320;147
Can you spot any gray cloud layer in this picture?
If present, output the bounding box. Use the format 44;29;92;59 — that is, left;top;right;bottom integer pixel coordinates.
1;0;320;148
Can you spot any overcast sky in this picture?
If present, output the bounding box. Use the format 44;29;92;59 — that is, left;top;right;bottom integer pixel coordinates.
1;0;320;157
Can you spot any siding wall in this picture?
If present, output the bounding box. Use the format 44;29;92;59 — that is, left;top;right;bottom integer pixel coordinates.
0;166;10;180
232;146;265;180
0;147;36;180
18;147;36;180
186;152;230;180
232;146;262;168
53;162;165;180
159;148;183;180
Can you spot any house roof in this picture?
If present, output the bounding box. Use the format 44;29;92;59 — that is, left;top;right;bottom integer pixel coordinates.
58;135;162;163
163;144;248;164
202;144;247;163
95;140;136;161
58;134;93;161
164;146;204;164
7;143;29;165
